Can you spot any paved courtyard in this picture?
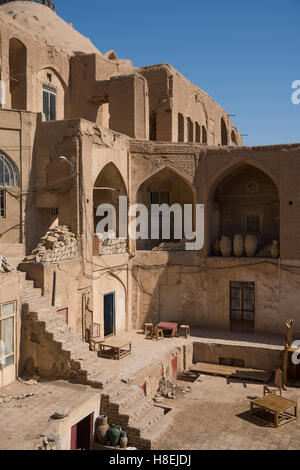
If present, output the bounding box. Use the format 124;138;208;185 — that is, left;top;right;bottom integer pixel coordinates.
158;375;300;450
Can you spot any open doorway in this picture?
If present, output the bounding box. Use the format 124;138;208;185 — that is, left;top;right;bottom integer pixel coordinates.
104;293;115;337
70;413;94;450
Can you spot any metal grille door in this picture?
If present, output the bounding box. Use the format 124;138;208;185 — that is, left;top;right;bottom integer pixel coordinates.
230;282;255;332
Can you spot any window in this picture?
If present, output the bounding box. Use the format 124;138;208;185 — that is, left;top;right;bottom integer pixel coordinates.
0;153;19;187
0;301;16;369
230;282;255;329
151;192;170;205
149;114;157;141
0;189;5;217
244;215;261;235
43;84;57;121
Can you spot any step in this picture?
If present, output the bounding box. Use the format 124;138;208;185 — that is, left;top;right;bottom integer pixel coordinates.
22;287;43;298
55;334;84;350
25;298;52;310
128;406;165;435
22;280;34;289
63;338;90;353
39;314;68;328
86;371;105;389
139;414;174;450
112;385;144;410
120;396;153;426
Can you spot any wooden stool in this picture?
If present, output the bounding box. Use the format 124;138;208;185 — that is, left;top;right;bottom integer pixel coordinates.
179;325;190;338
152;328;164;340
144;323;154;337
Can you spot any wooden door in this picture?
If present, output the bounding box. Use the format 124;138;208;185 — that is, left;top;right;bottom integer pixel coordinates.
104;293;115;337
230;282;255;333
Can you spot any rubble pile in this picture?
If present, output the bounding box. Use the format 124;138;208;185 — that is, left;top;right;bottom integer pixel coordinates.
152;240;188;252
0;392;36;405
24;226;79;263
155;379;192;400
0;255;15;273
97;231;127;255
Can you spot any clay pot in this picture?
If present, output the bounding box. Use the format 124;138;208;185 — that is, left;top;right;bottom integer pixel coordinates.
245;235;258;257
233;234;244;257
213;240;220;256
120;431;128;449
95;415;109;445
109;424;122;447
271;240;279;259
220;236;232;257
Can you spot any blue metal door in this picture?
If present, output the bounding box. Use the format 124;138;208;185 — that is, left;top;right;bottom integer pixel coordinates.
104;293;115;337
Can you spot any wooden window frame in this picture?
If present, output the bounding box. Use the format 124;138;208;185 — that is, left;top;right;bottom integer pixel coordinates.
0;301;16;369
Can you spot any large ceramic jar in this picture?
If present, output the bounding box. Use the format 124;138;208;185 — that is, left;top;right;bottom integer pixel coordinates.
95;415;109;445
233;235;244;257
109;424;122;447
245;235;258;257
220;236;232;257
271;240;279;259
120;431;128;449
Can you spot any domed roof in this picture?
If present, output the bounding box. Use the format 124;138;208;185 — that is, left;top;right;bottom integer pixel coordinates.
0;0;55;11
0;0;102;56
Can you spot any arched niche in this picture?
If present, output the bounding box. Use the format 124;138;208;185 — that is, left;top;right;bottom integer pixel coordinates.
209;163;280;257
36;67;67;121
9;38;27;110
136;167;195;251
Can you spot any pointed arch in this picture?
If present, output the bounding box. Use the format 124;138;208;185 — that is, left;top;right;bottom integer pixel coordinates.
137;166;196;251
9;38;27;110
0;151;19;187
208;161;280;257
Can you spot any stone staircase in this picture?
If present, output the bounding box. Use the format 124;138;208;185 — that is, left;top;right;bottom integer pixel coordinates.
20;271;173;449
101;381;173;450
20;271;107;389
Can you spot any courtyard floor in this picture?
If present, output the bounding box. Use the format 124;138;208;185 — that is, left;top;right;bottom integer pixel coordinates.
158;375;300;450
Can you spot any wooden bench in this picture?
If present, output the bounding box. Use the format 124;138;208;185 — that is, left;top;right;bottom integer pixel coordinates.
178;325;190;338
99;342;132;360
250;395;298;428
152;329;164;341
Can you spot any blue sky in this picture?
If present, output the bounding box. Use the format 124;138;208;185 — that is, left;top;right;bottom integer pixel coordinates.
55;0;299;146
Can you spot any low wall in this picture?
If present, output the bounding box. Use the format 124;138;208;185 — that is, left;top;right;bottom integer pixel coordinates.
193;341;283;371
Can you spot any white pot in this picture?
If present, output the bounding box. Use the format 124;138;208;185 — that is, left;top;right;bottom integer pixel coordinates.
233;235;244;257
245;235;258;257
220;236;232;257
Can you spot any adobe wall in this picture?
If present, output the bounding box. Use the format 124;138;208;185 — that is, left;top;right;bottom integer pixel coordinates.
0;110;37;256
128;141;300;337
138;65;242;145
193;341;282;371
19;259;88;335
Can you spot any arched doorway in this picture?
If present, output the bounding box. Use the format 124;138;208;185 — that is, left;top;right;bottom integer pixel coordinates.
210;164;279;257
93;163;127;255
9;38;27;110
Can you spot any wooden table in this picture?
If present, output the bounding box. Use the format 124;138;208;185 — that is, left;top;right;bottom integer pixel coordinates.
250;395;298;428
99;342;132;360
155;322;178;338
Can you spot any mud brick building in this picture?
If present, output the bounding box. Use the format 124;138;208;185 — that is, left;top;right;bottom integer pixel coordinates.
0;0;299;450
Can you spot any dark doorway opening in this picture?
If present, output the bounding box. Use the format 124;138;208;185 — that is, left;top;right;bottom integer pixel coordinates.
230;281;255;333
104;292;115;337
71;413;94;450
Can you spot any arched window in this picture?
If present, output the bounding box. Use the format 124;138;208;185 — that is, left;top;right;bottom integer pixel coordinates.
221;117;228;146
9;38;27;110
0;152;19;187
